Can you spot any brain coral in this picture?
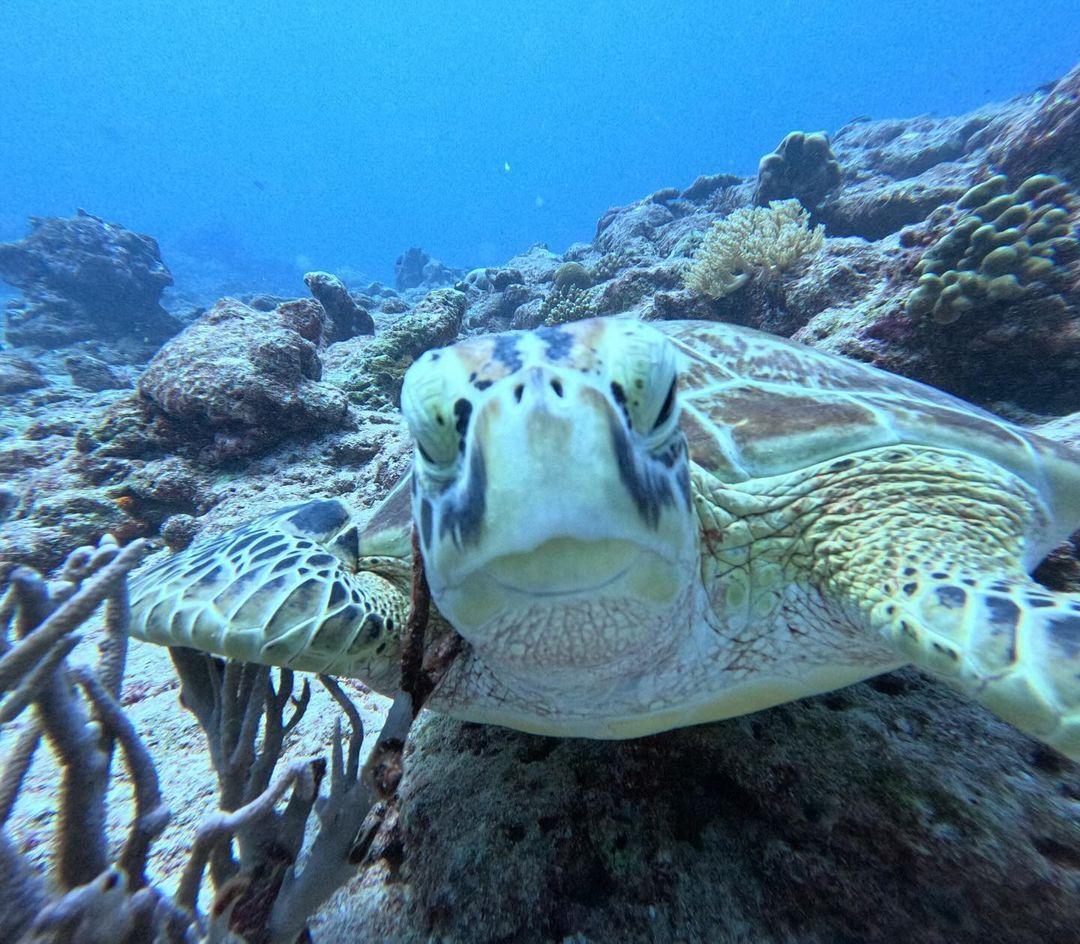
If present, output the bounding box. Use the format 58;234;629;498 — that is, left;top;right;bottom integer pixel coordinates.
685;199;825;299
905;174;1078;325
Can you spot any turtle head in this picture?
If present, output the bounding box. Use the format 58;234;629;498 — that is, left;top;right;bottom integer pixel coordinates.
401;318;697;686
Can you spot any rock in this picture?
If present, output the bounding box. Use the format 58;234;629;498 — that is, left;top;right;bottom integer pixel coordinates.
595;200;675;255
989;63;1080;183
304;271;375;340
63;353;127;391
160;513;199;550
0;353;47;394
323;288;466;409
135;298;348;460
0;210;180;352
394;248;463;293
315;673;1080;944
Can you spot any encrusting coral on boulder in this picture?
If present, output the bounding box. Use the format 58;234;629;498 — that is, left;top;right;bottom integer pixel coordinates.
755;131;842;209
905;174;1078;324
0;210;180;355
685;199;824;299
323;288;466;409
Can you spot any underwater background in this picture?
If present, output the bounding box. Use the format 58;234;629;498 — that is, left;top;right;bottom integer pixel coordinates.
2;0;1079;292
3;3;1080;943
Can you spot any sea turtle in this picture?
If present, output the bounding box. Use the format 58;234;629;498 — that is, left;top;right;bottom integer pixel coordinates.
128;317;1080;758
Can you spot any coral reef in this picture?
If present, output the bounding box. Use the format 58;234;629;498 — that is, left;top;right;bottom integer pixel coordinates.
685;200;824;299
0;211;180;354
905;174;1078;324
303;271;375;340
755;131;842;209
134;299;349;460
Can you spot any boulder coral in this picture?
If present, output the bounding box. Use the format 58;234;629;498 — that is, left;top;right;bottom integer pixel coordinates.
755;131;842;209
136;298;348;459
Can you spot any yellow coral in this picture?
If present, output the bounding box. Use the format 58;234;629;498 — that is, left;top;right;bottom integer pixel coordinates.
685;199;824;299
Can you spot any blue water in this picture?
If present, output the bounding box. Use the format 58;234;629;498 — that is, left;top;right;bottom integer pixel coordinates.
2;1;1077;291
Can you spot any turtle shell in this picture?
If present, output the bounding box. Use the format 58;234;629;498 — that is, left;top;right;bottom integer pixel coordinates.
660;321;1080;528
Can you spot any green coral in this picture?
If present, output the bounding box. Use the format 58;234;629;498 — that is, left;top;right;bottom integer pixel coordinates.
905;174;1077;325
685;200;825;299
552;261;594;293
591;251;645;282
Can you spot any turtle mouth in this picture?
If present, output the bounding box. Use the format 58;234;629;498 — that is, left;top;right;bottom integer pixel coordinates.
489;560;636;598
476;537;646;598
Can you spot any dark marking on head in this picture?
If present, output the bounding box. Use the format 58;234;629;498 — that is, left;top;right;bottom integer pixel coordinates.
474;379;492;391
1048;615;1080;658
1028;596;1054;608
902;582;917;596
830;457;855;471
535;326;574;361
420;498;433;548
271;553;304;575
330;525;360;564
986;595;1021;629
493;334;523;373
439;444;487;547
935;586;967;609
608;413;677;528
454;398;473;447
287;499;350;538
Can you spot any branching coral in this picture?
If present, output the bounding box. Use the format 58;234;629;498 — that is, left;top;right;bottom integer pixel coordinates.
685;200;825;299
905;174;1078;325
0;531;456;943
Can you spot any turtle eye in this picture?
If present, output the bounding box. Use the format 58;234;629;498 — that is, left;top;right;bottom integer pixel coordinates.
652;378;677;431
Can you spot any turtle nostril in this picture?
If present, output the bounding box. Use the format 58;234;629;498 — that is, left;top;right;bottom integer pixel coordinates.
550;379;564;398
513;384;524;403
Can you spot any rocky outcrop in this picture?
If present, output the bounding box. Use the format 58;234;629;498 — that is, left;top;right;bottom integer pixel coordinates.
0;352;47;394
0;210;180;352
304;270;375;340
133;298;348;460
394;248;463;293
315;672;1080;944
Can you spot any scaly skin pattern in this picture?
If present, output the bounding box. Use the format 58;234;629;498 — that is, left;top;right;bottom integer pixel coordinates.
791;444;1080;757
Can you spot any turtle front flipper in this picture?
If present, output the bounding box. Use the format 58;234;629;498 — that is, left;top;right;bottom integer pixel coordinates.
129;499;410;693
805;446;1080;760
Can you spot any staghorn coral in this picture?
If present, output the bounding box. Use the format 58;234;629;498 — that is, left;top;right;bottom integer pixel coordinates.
755;131;842;209
905;173;1078;325
685;200;825;299
0;533;452;943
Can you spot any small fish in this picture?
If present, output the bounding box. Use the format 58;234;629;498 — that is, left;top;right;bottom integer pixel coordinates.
253;179;267;191
503;162;511;173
